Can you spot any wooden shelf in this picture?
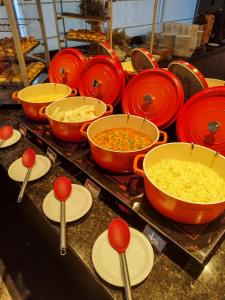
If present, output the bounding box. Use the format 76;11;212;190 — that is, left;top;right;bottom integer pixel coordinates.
61;12;109;23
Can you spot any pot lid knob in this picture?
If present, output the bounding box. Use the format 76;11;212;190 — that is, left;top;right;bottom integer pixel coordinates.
144;94;154;104
142;94;154;112
92;79;101;88
60;67;68;84
208;121;221;134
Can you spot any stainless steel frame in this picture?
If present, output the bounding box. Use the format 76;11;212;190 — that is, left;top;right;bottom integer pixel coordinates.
52;0;113;50
2;0;50;87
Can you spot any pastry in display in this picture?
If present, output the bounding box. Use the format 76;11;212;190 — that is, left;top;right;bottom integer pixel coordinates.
26;62;45;82
66;29;106;43
0;61;45;85
0;36;38;58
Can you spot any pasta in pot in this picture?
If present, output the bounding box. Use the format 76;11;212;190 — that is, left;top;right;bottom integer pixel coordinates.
147;159;225;203
51;105;97;122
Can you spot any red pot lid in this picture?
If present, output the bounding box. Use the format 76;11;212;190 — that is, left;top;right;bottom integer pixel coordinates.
48;48;87;89
78;55;125;106
131;48;159;73
168;60;208;100
176;87;225;155
98;42;120;61
122;69;184;129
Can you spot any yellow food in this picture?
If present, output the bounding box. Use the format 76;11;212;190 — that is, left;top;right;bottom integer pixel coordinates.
121;61;134;73
26;94;66;103
205;78;225;87
93;128;152;151
147;159;225;203
51;105;97;122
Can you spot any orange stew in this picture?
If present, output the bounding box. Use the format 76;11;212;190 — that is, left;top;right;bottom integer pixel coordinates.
93;128;152;151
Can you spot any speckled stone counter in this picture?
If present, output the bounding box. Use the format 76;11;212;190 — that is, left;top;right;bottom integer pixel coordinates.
1;108;225;300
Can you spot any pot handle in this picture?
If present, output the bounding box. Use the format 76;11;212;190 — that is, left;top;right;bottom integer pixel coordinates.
133;154;145;177
68;89;77;97
103;104;113;116
39;106;47;118
155;130;168;145
11;91;20;103
80;121;91;137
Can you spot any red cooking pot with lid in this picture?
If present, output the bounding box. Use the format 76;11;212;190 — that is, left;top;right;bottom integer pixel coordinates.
48;48;87;89
176;86;225;156
122;48;159;82
130;48;159;72
78;55;126;107
122;69;184;129
98;42;120;62
168;60;208;100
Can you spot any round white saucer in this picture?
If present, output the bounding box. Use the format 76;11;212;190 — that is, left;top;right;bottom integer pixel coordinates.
8;154;51;182
43;184;92;222
92;228;154;287
0;130;21;148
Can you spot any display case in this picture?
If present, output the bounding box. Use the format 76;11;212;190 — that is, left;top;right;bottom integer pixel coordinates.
0;0;50;87
52;0;112;52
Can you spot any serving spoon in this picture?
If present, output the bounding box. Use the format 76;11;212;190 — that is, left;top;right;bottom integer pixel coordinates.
17;148;36;203
0;125;13;147
108;217;133;300
53;176;72;256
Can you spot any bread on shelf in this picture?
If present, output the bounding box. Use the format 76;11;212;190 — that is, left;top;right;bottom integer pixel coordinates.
66;29;106;43
0;61;45;85
0;36;38;58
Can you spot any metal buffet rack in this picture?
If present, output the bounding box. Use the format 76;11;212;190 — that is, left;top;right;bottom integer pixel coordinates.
0;0;50;87
52;0;113;51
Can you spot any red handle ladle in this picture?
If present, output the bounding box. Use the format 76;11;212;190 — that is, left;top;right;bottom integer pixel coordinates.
108;218;133;300
0;125;13;146
17;148;36;203
54;176;72;256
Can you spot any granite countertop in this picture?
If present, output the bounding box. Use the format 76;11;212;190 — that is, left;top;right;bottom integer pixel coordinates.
0;108;225;300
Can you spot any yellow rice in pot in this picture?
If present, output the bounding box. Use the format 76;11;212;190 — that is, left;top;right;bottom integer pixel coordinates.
147;159;225;203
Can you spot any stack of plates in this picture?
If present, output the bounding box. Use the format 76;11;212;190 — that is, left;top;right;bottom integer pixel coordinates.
174;35;191;57
187;24;199;51
159;33;176;49
197;30;204;47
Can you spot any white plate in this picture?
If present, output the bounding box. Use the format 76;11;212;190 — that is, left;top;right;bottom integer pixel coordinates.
92;228;154;287
208;43;220;47
43;184;92;222
0;130;21;148
8;155;51;182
